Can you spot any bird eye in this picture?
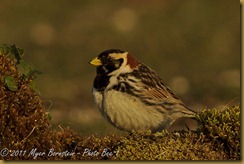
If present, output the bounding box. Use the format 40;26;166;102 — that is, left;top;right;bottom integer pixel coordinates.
108;58;113;62
104;57;113;64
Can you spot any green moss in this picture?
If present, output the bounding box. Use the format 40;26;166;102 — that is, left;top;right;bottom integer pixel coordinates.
0;44;240;160
196;106;240;159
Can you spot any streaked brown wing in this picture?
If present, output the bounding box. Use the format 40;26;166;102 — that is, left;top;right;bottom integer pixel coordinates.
144;86;170;100
132;64;183;104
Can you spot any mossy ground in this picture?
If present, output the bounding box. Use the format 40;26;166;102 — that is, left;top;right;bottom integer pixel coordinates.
0;45;240;160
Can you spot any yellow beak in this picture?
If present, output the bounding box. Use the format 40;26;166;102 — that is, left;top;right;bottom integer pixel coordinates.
89;57;102;66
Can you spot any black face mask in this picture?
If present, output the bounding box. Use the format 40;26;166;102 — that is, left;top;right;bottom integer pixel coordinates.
96;58;124;76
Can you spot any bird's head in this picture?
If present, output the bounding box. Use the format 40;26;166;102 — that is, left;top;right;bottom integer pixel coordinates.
89;49;140;76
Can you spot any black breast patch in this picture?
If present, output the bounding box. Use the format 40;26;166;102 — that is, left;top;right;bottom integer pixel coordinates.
93;74;110;91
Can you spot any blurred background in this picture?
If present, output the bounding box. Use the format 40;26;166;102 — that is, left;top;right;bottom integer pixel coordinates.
0;0;240;135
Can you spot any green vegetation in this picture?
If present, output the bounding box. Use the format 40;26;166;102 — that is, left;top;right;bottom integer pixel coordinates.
0;45;240;160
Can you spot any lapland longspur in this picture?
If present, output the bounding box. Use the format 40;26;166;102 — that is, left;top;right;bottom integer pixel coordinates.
89;49;195;132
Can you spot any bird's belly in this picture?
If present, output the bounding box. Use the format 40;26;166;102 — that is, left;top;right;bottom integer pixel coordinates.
101;90;167;132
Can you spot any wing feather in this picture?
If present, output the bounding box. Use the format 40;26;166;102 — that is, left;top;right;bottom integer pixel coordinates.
130;64;188;109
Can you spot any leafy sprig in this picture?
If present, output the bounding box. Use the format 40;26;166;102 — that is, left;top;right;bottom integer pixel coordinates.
0;44;42;94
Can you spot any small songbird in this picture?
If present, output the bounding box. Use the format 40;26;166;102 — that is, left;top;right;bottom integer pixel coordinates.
89;49;195;132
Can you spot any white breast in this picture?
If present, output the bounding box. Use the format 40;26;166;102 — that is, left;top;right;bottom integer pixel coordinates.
93;87;170;132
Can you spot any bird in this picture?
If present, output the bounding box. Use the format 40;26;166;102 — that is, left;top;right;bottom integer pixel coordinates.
89;49;196;132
